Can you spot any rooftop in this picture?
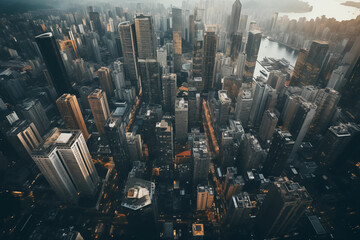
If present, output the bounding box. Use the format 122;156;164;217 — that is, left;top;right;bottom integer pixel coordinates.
192;224;204;237
32;128;80;156
121;178;155;211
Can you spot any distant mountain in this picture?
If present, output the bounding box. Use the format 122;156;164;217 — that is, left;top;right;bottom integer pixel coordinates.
243;0;313;13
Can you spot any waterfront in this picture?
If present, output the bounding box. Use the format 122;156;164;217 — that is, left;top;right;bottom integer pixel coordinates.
254;37;299;79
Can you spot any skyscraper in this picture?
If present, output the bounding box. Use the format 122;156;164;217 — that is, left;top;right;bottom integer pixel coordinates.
190;130;210;183
243;30;262;82
230;32;243;61
134;14;157;59
269;12;279;32
188;88;201;127
283;96;317;159
249;82;268;127
126;132;143;162
6;120;43;163
89;11;104;35
104;117;129;174
175;98;189;144
161;74;177;113
202;30;217;91
31;128;99;203
314;124;352;166
196;185;214;211
263;130;294;177
228;0;242;37
155;119;174;166
18;98;50;136
309;88;340;135
340;56;360;121
235;89;253;126
138;59;162;104
35;32;72;95
111;60;127;100
239;134;265;173
88;89;111;135
290;41;329;87
255;180;312;239
118;21;139;90
223;192;255;231
267;70;287;93
218;90;231;127
56;94;90;140
172;8;182;72
258;110;278;144
97;67;114;98
193;27;204;78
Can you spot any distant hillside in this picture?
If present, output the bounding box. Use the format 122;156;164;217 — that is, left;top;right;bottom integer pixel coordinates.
243;0;313;13
341;1;360;9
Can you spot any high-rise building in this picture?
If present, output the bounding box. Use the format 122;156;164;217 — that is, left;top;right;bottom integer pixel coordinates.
138;59;162;104
121;178;157;239
224;192;255;230
89;11;103;35
0;71;25;105
290;41;329;87
111;60;127;100
228;0;242;36
301;85;319;102
222;75;242;102
196;185;214;211
340;56;360;121
188;88;201;127
258;110;278;144
35;32;72;95
126;132;143;162
172;8;182;72
190;130;210;183
255;180;312;239
18;98;50;136
97;67;114;98
88;89;111;135
309;88;340;135
230;32;243;61
104;117;129;173
249;82;268;127
218;90;231;127
239;134;265;173
6;120;43;163
284;97;317;159
31;128;99;203
162;74;177;112
263;130;294;177
155;119;174;166
202;30;218;91
118;21;139;90
243;30;262;82
56;94;90;140
267;70;287;93
314;124;352;166
269;12;279;32
193;28;204;79
225;175;245;200
235;89;253;126
175;98;189;144
134;14;157;59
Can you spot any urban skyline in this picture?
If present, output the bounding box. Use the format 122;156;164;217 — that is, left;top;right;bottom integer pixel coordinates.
0;0;359;240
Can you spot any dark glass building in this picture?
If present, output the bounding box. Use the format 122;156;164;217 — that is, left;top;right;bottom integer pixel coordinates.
35;32;72;96
263;129;294;177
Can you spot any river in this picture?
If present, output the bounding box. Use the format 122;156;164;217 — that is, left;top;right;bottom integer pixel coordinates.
253;38;299;79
